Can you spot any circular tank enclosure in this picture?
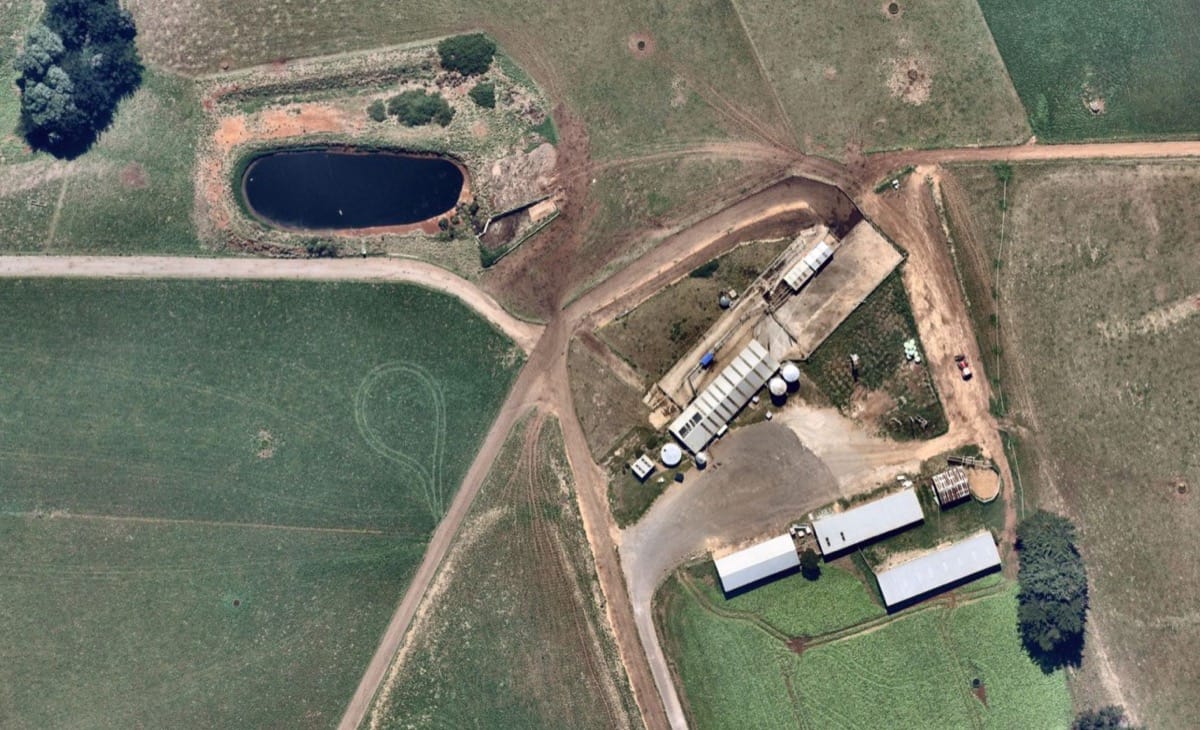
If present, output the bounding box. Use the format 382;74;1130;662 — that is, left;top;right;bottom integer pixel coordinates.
240;148;464;230
661;443;683;467
768;376;787;397
781;362;801;383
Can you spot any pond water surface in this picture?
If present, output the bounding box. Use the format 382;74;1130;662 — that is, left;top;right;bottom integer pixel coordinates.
241;149;464;230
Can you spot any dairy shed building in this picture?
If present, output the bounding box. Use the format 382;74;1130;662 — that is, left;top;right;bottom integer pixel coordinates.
713;534;799;593
874;531;1001;608
811;488;924;556
669;339;779;453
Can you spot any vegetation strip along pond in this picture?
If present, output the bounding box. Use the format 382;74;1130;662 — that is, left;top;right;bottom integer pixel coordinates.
241;149;464;230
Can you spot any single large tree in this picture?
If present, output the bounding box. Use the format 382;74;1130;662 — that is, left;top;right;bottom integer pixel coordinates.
14;0;143;157
1016;510;1089;671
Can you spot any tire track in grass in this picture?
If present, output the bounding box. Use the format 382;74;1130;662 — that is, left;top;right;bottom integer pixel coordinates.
525;418;628;728
353;361;448;520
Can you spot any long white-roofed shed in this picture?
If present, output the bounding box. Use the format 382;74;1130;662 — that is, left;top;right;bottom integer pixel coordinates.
874;531;1001;607
669;339;779;453
713;534;799;593
811;487;924;556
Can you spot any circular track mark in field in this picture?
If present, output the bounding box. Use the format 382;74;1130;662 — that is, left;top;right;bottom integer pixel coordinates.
628;33;656;59
353;362;448;519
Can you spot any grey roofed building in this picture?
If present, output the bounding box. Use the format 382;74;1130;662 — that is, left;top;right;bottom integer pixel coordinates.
811;487;924;556
713;534;799;593
874;530;1001;607
669;339;779;453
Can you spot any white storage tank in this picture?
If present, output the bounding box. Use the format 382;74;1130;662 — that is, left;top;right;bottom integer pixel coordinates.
660;443;683;468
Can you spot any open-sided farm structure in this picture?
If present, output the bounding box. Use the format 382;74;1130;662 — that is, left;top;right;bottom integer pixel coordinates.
0;0;1197;725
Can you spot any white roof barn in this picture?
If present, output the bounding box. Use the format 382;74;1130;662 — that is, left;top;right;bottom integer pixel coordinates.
713;534;799;593
874;531;1001;608
811;488;924;556
669;339;779;453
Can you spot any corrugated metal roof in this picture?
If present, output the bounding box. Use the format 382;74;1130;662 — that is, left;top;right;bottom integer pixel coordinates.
669;339;778;453
713;534;799;593
874;531;1001;607
782;241;834;291
812;488;924;555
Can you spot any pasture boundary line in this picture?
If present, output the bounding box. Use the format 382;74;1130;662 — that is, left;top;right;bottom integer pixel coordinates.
0;510;389;536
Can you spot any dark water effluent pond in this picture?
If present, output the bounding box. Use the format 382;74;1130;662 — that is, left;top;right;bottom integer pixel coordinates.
241;149;464;230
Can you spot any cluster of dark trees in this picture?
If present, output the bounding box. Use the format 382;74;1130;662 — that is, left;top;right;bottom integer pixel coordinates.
13;0;143;158
1016;510;1089;671
1073;705;1142;730
436;34;496;76
386;90;454;127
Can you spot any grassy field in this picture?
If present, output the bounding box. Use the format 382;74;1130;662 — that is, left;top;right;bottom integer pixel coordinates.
0;280;521;727
125;0;790;161
367;414;641;729
802;271;948;440
600;238;792;381
941;160;1200;727
731;0;1029;154
0;70;204;254
977;0;1200;141
658;564;1071;729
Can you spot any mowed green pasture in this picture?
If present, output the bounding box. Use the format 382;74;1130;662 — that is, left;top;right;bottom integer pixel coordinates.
943;161;1200;726
658;566;1071;729
731;0;1029;154
0;70;204;254
368;415;640;729
977;0;1200;141
125;0;791;160
0;280;521;727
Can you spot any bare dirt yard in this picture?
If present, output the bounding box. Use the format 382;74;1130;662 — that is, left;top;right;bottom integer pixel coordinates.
941;160;1200;727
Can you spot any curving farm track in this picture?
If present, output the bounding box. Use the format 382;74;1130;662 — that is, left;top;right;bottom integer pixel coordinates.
8;138;1198;730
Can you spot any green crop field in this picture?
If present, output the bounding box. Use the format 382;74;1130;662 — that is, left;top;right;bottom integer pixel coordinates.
368;414;641;730
977;0;1200;141
802;271;947;440
0;279;521;727
658;565;1072;729
731;0;1029;154
941;160;1200;727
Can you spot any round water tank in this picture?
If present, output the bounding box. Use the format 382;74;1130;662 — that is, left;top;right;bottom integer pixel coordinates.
695;451;709;468
718;294;732;309
781;362;801;383
768;376;787;397
661;443;683;468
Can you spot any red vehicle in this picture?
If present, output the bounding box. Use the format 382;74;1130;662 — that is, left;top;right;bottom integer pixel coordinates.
955;354;973;381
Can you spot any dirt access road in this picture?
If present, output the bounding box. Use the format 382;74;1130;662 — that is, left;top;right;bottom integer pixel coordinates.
0;255;543;354
13;138;1197;730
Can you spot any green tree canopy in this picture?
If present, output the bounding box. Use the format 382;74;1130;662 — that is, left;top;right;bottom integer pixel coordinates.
436;34;497;76
1016;510;1089;671
1072;705;1142;730
468;81;496;109
13;0;143;158
800;548;821;581
387;90;454;127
